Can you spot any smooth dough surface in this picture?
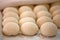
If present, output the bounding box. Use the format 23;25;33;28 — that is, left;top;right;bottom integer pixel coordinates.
20;11;36;19
52;10;60;17
50;5;60;13
19;6;32;14
3;22;19;36
3;7;18;14
19;17;35;25
40;22;57;37
53;15;60;28
33;5;48;14
3;12;19;20
37;16;53;28
2;17;18;26
37;11;52;19
21;22;39;35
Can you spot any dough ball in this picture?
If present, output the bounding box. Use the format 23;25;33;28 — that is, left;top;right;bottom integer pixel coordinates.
20;11;36;19
37;16;53;28
19;6;32;14
33;5;48;14
3;22;19;36
19;17;35;25
21;22;39;35
3;7;18;14
53;15;60;28
40;22;57;37
52;10;60;17
37;11;52;19
3;12;19;20
50;5;60;13
2;17;18;26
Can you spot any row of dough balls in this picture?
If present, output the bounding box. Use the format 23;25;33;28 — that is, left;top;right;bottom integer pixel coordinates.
34;5;58;37
2;7;20;36
19;6;39;35
50;2;60;28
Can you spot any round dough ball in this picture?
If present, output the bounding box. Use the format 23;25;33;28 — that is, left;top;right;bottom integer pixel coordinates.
2;17;18;26
3;7;18;14
19;6;32;14
37;11;52;19
19;17;35;25
3;12;19;20
21;22;39;35
20;11;36;19
33;5;48;14
37;16;53;28
50;5;60;13
52;10;60;17
3;22;19;36
53;15;60;28
40;22;57;37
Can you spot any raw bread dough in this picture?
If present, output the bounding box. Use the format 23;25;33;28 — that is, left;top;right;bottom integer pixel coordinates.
20;11;36;19
33;5;48;14
3;12;19;20
19;17;35;25
19;6;32;14
50;5;60;13
37;16;53;28
37;11;52;19
40;22;57;37
3;22;19;36
21;22;39;35
2;17;18;26
53;15;60;28
52;10;60;17
3;7;18;14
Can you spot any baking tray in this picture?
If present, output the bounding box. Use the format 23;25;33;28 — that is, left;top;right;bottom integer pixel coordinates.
0;12;60;40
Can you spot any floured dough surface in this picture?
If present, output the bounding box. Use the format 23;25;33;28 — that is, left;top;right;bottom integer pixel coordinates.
37;11;52;18
2;17;18;26
37;16;53;28
20;11;36;19
40;22;57;37
3;22;19;36
3;12;19;20
3;7;18;14
21;22;39;35
19;17;35;25
19;6;32;14
33;5;48;14
53;15;60;28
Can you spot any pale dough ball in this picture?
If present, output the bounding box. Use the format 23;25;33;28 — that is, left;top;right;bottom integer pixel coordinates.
37;16;53;28
52;10;60;17
3;12;19;20
19;17;35;25
3;7;18;14
21;22;39;35
20;11;36;19
51;2;60;6
37;11;52;19
2;17;18;26
40;22;57;37
3;22;19;36
33;5;48;14
50;5;60;13
19;6;32;14
53;15;60;28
